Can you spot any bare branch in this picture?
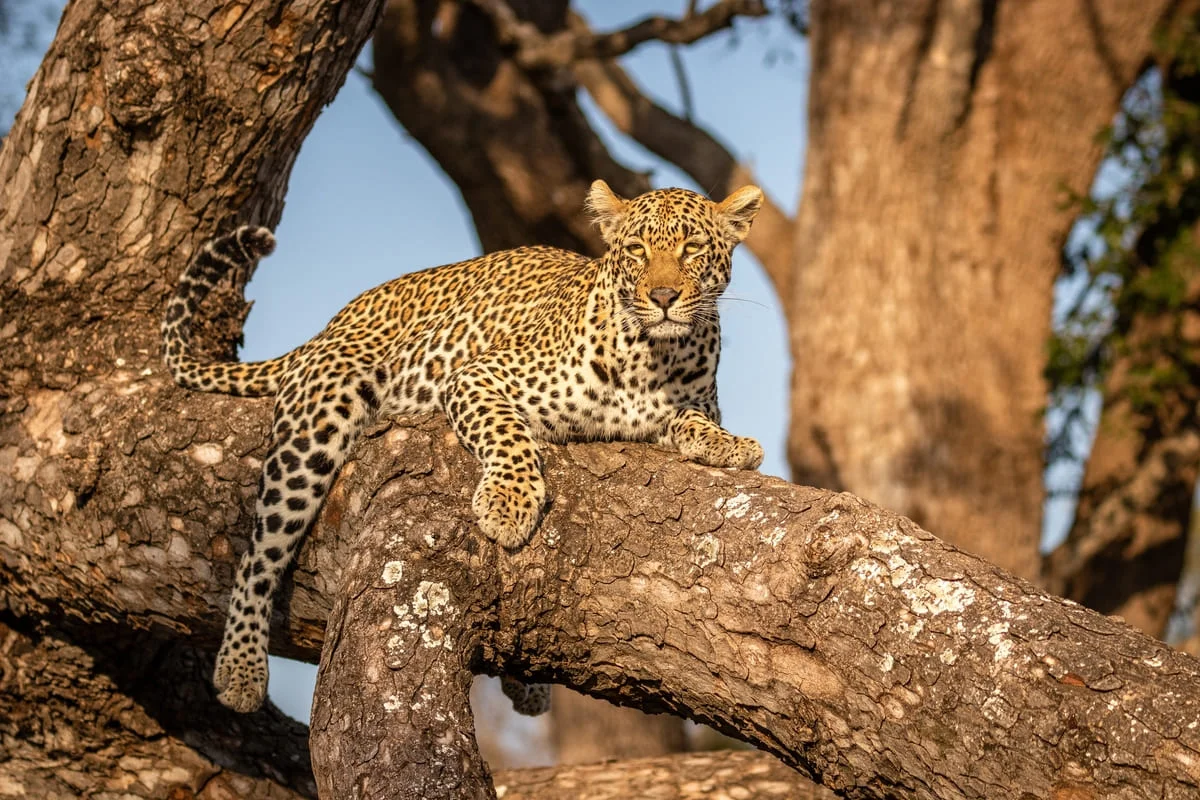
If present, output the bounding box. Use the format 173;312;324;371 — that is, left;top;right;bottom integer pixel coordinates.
469;0;767;69
668;46;695;121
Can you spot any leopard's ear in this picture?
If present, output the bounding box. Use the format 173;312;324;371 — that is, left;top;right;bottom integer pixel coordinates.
586;180;628;245
716;185;764;243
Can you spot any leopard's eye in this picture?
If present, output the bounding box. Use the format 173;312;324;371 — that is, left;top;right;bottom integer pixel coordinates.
682;241;706;255
624;243;646;258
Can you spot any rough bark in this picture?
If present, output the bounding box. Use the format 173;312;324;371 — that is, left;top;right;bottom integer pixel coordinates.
292;418;1200;799
788;0;1172;581
0;0;381;791
0;619;315;799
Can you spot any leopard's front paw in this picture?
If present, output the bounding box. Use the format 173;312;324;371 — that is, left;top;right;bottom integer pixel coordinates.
728;436;764;470
684;433;763;471
472;470;546;549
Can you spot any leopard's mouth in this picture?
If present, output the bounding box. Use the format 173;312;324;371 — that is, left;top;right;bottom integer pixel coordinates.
644;315;693;339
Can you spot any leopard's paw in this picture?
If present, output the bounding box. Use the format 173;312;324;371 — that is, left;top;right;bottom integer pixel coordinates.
686;433;763;471
472;470;546;549
729;436;764;470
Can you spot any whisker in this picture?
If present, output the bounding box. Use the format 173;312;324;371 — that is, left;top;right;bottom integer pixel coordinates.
717;296;768;310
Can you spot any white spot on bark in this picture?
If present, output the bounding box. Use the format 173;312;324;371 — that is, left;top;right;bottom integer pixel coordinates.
762;525;787;547
816;509;840;527
190;443;223;465
880;654;894;672
413;581;451;616
383;694;403;713
724;492;752;518
381;560;405;585
388;582;456;653
691;533;721;569
987;621;1014;662
901;578;975;616
422;625;453;650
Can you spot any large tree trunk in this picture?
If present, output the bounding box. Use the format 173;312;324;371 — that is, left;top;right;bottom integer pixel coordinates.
1043;286;1200;635
787;0;1172;580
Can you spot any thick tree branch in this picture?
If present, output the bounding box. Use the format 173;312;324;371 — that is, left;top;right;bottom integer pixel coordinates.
10;354;1200;797
294;418;1200;798
470;0;767;69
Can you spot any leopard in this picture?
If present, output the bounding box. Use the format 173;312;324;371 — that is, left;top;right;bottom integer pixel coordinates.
161;180;765;716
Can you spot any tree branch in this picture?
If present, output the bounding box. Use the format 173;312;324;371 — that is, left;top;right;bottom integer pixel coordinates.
469;0;768;69
370;0;650;256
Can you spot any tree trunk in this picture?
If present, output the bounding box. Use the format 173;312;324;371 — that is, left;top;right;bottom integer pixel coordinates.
0;620;315;799
1042;300;1200;635
0;0;380;793
788;0;1172;581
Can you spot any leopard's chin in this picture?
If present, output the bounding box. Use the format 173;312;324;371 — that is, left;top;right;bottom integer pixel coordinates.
644;319;693;340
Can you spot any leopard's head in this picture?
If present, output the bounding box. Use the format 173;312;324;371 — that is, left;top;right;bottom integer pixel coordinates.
588;181;763;340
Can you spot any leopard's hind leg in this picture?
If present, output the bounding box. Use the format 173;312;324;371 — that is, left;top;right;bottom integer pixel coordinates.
213;367;384;712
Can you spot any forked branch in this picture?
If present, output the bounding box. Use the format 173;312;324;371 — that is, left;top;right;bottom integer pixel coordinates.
468;0;768;69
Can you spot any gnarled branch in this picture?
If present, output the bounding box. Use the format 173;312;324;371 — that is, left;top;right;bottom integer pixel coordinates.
469;0;767;69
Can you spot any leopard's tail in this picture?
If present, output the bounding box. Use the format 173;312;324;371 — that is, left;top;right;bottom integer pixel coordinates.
161;226;286;397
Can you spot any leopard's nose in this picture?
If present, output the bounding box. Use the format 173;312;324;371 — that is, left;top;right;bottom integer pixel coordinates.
649;287;680;310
